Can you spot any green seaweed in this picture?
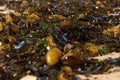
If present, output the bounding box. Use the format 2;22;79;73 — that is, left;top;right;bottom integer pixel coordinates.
36;38;48;54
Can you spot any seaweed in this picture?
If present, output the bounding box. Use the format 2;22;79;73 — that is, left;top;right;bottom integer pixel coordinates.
0;0;120;79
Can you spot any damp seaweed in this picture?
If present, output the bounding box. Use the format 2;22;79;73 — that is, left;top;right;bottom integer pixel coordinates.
0;0;120;79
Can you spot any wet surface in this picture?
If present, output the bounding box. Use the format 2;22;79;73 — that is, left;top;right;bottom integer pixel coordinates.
0;0;120;80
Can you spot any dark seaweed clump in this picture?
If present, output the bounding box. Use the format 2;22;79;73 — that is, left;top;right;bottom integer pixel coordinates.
0;0;120;80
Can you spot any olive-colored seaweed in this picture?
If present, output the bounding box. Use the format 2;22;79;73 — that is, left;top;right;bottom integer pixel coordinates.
0;0;120;80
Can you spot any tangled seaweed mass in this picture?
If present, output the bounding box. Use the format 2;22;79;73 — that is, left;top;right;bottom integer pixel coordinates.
0;0;120;80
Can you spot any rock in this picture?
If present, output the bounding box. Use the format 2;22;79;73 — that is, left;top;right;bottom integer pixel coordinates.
20;75;37;80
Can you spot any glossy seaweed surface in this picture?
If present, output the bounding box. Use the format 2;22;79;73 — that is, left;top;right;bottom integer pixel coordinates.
0;0;120;80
